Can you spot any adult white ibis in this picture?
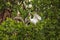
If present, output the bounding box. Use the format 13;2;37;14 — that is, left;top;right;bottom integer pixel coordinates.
29;13;41;25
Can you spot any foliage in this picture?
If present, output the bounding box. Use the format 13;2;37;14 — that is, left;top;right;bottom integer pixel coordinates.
0;0;60;40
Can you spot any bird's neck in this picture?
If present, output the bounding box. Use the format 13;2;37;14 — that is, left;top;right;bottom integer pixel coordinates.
29;15;31;20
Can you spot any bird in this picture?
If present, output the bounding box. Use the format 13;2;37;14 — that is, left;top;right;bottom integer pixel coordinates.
24;14;30;26
29;0;32;2
33;13;41;20
28;4;32;8
29;12;41;25
14;10;24;23
23;1;32;9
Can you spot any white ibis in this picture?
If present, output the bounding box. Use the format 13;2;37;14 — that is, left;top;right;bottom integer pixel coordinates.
23;1;32;9
29;13;41;25
29;0;32;2
28;4;32;8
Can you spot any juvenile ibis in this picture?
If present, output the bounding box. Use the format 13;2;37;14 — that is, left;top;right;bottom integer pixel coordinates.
14;10;24;23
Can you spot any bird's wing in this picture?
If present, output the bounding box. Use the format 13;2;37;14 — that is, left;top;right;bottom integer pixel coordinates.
35;14;41;20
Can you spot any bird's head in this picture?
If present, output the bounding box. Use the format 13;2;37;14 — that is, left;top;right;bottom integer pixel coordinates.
17;10;21;16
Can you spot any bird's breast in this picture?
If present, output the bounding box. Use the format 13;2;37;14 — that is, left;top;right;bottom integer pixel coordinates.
30;18;38;24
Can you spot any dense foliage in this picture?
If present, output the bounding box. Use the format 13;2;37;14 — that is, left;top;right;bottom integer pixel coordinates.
0;0;60;40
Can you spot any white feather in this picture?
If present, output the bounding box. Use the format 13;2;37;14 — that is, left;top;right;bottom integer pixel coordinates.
28;4;32;8
29;13;41;25
34;13;41;20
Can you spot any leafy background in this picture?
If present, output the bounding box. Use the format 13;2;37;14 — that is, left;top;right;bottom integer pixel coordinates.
0;0;60;40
